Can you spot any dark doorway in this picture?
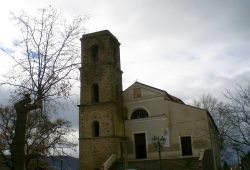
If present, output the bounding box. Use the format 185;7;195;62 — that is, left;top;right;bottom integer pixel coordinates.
134;133;147;159
181;136;193;156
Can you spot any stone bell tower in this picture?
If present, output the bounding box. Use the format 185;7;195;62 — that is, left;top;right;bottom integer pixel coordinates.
79;30;125;170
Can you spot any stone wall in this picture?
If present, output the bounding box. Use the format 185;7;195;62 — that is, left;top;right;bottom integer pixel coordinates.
202;149;215;170
111;149;219;170
111;157;202;170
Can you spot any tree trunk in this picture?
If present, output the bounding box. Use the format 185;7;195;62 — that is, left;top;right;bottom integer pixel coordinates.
12;95;31;170
13;110;28;170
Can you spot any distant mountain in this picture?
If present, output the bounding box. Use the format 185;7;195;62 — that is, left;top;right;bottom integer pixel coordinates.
45;156;79;170
0;156;79;170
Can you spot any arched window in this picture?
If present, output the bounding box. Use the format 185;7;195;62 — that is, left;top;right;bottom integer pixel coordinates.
131;109;149;119
92;121;100;137
91;45;98;62
91;83;99;103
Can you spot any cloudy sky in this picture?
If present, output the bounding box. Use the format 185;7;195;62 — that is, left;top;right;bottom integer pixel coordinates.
1;0;250;157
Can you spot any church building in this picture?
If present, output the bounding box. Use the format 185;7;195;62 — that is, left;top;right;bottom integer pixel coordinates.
78;30;220;170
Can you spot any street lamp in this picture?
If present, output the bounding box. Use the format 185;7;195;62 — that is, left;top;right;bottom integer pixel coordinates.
151;135;166;170
60;155;63;170
35;148;40;170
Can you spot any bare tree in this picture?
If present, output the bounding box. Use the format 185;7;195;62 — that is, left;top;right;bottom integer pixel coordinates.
224;83;250;147
0;105;76;170
192;94;234;166
0;7;86;170
193;88;250;165
193;94;229;146
193;94;218;114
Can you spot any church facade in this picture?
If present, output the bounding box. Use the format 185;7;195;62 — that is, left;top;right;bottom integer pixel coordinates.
79;30;220;170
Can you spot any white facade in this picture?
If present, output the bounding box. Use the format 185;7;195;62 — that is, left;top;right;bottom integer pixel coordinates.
123;81;220;168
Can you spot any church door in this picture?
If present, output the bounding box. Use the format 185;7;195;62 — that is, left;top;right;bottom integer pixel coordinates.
134;133;147;159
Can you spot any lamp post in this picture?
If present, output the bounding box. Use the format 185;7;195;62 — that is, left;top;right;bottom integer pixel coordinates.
60;155;64;170
151;135;166;170
35;148;40;170
60;151;64;170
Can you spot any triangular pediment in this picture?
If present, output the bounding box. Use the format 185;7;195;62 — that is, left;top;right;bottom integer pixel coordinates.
123;82;184;104
123;82;169;100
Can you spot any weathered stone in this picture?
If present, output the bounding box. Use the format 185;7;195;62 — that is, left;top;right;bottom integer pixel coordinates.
79;30;125;170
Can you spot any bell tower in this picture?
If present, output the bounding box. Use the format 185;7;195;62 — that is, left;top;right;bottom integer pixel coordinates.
79;30;125;170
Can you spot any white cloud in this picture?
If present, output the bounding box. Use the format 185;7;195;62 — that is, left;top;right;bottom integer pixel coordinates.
1;0;250;157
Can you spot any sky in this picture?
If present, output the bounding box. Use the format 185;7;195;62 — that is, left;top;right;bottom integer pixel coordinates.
1;0;250;157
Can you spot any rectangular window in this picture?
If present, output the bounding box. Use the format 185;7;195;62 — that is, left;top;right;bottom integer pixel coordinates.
180;136;192;156
133;88;141;98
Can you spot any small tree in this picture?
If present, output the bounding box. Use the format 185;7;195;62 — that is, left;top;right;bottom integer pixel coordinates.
0;105;76;170
0;106;15;169
0;7;86;170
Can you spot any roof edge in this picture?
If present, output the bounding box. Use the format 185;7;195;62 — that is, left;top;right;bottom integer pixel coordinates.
81;30;120;44
124;81;185;104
